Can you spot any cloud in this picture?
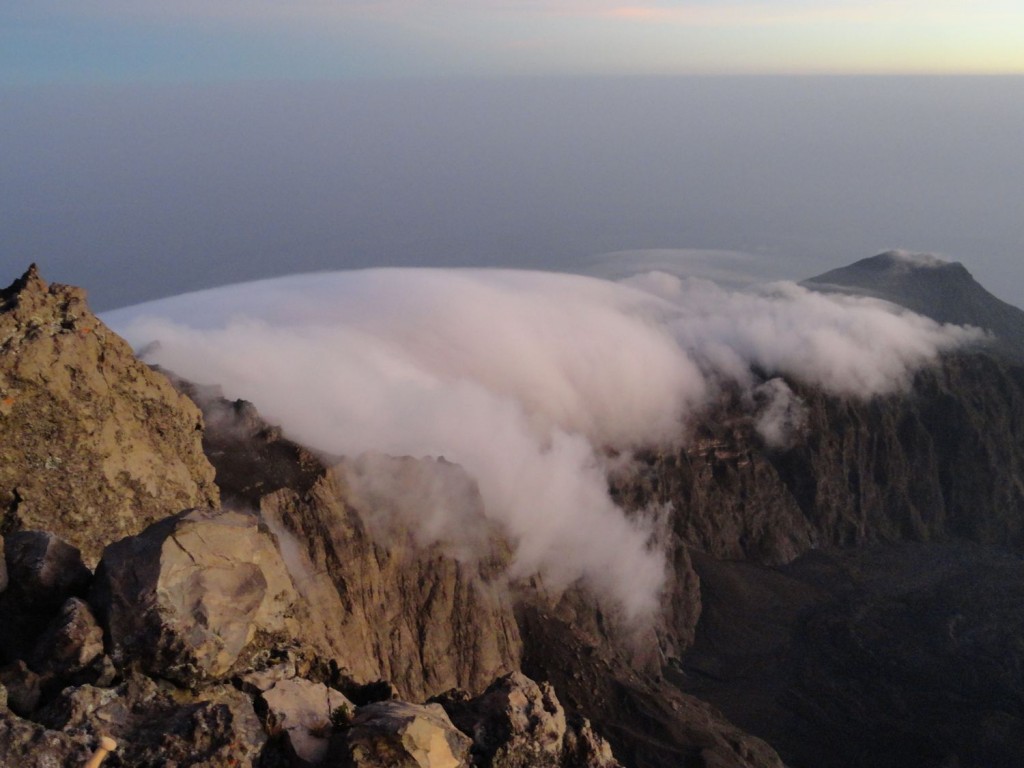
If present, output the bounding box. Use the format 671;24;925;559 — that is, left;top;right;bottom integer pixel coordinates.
104;267;984;622
581;248;784;289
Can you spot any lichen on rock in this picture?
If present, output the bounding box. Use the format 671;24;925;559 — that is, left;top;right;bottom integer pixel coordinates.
0;265;219;564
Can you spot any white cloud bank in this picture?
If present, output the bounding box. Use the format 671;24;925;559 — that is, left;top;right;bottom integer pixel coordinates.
104;268;983;622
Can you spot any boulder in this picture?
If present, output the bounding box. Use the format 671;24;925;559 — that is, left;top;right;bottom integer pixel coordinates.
38;674;267;768
0;531;92;662
31;597;104;678
259;677;354;765
0;265;219;564
1;530;91;605
330;700;473;768
92;508;300;686
435;672;622;768
0;660;42;716
562;714;622;768
0;708;91;768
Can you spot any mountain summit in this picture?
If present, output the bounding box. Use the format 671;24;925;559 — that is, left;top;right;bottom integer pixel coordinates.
803;250;1024;362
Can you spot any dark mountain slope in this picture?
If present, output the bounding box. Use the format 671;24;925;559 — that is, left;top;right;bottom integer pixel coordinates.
803;250;1024;362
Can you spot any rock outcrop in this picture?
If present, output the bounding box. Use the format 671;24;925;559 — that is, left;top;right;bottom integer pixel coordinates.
258;466;524;703
434;671;623;768
329;700;473;768
36;674;268;768
613;353;1024;566
0;265;219;563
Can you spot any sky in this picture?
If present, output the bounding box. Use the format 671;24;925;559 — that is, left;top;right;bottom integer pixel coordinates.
3;1;1024;84
1;3;1022;309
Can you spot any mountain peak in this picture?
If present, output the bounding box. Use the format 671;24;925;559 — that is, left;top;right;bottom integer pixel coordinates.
867;249;966;272
803;252;1024;363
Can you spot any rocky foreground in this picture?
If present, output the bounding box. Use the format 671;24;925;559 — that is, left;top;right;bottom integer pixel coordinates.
2;264;1024;768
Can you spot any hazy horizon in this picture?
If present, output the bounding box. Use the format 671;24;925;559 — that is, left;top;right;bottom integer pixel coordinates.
3;75;1022;311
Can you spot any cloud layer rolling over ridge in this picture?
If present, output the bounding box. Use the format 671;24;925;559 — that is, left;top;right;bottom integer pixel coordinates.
105;268;983;621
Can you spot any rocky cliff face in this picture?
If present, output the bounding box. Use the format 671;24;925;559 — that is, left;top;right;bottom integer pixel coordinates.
614;353;1024;564
259;465;524;703
0;266;219;563
598;351;1024;768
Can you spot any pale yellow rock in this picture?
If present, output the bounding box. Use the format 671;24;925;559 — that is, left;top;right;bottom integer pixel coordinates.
0;266;219;564
95;508;300;686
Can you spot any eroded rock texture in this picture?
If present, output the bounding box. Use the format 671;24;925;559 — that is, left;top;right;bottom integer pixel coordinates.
91;508;301;687
613;354;1024;566
260;466;523;702
0;266;219;563
328;700;473;768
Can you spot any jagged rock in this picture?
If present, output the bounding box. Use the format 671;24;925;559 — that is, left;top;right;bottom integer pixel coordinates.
518;597;785;768
0;660;42;716
1;530;91;605
92;508;300;687
259;464;522;702
0;708;91;767
177;383;327;509
259;677;354;765
182;389;522;702
0;531;92;665
38;674;267;767
0;265;219;563
329;700;473;768
240;661;299;695
30;597;104;678
437;672;565;766
562;714;621;768
435;671;622;768
613;354;1024;568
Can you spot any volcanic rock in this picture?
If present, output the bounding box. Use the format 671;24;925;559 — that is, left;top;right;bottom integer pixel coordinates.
0;708;91;768
0;530;92;663
0;265;219;563
30;597;104;679
613;353;1024;565
258;676;354;765
259;465;522;702
0;660;42;716
435;671;622;768
91;507;300;687
329;700;473;768
38;674;267;767
682;542;1024;768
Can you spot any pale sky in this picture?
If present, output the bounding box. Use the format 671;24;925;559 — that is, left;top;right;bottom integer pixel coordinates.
3;0;1023;83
